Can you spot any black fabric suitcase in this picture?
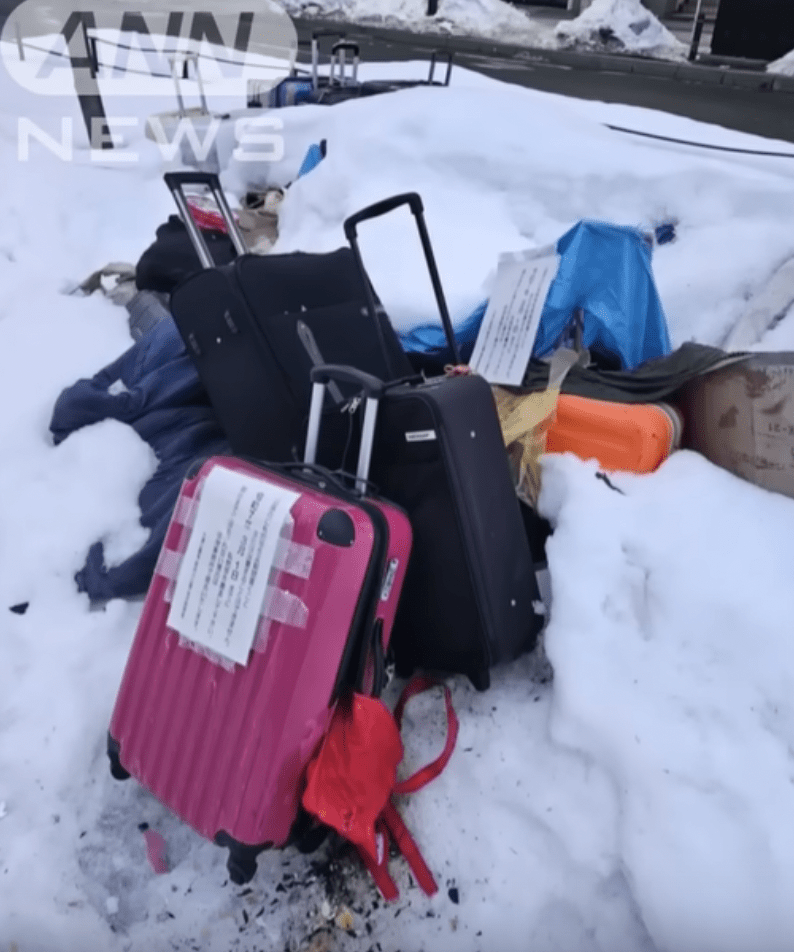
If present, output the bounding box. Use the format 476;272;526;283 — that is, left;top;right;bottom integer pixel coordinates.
312;363;544;693
317;196;544;691
163;171;413;464
369;371;543;691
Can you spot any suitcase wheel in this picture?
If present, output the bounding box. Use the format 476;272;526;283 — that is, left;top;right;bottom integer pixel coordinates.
468;668;491;692
227;851;257;885
289;810;329;854
226;845;261;885
106;733;130;781
215;832;268;885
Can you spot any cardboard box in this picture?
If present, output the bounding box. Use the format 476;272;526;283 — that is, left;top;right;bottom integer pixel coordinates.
679;353;794;500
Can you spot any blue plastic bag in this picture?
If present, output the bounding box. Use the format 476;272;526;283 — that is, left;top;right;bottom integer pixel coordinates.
297;142;325;179
399;220;671;371
532;220;671;370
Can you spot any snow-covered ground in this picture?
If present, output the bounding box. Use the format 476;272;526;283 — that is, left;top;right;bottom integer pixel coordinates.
4;46;794;952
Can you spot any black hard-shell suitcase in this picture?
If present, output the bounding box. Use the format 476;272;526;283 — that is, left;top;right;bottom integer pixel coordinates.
164;171;412;464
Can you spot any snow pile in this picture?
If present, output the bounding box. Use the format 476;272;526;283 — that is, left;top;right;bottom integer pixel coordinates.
221;80;794;347
281;0;551;44
540;450;794;952
5;54;794;952
555;0;687;60
767;47;794;76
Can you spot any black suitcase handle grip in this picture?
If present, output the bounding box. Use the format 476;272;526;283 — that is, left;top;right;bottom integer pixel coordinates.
343;193;423;239
331;40;360;57
310;363;386;399
343;194;461;365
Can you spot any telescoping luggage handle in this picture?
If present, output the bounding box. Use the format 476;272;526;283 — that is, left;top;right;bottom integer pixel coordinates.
164;170;248;269
343;193;461;366
305;364;385;495
309;30;347;88
329;41;360;87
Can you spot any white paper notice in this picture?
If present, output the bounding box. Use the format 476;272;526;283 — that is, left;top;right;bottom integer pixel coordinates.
469;246;560;386
167;467;300;666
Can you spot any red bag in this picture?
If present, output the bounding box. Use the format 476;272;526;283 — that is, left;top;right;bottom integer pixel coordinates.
302;676;458;900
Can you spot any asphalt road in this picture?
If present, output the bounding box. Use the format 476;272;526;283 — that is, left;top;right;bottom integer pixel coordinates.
291;20;794;145
1;0;792;146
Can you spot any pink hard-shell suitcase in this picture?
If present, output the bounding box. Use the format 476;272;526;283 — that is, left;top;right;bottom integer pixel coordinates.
107;366;411;883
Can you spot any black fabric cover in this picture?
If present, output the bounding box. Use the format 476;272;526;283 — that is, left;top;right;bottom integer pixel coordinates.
521;343;741;404
135;215;237;295
370;373;544;691
168;247;413;464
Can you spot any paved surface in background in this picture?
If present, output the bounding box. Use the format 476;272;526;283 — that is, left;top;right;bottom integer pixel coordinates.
0;0;791;146
293;17;794;145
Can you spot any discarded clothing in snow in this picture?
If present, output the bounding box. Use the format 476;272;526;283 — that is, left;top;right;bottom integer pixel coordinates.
400;220;672;371
50;317;230;601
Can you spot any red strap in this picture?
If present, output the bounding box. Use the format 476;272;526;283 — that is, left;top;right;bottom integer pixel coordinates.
356;824;399;901
393;678;459;796
381;801;438;897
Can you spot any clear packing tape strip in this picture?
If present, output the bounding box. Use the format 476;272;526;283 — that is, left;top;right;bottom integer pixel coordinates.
154;487;315;671
492;348;579;508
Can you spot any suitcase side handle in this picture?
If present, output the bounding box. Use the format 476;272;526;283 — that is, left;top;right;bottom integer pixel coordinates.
305;364;385;493
343;194;461;365
164;171;248;267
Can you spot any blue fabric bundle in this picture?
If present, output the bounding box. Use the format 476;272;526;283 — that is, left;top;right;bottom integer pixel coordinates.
50;318;230;601
399;220;672;372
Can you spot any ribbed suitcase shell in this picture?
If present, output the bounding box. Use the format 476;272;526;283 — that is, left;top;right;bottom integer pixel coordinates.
108;456;410;859
546;394;681;473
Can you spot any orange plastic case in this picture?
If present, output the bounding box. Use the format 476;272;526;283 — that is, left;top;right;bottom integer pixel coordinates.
546;395;682;474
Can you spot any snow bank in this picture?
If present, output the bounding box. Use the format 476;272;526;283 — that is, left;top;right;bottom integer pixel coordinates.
281;0;552;45
5;47;794;952
222;83;794;347
540;451;794;952
767;47;794;76
555;0;687;60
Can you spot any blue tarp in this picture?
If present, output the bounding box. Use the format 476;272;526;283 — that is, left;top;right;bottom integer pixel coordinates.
399;220;672;371
50;318;230;601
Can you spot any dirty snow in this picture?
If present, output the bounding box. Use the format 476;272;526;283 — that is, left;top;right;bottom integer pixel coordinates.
767;47;794;76
555;0;687;60
281;0;553;45
4;40;794;952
